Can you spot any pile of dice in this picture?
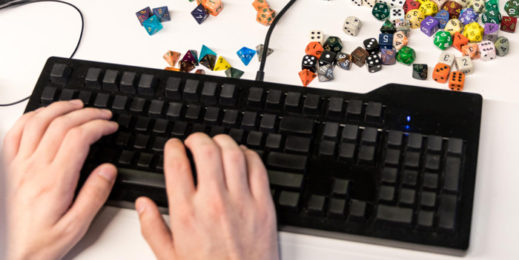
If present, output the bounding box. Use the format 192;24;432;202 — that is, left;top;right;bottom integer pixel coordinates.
365;0;516;91
190;0;224;24
136;6;171;36
163;44;265;79
252;0;277;26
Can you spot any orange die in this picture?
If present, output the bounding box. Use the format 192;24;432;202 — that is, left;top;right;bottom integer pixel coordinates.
461;43;480;59
452;32;469;52
257;7;276;26
432;63;451;83
299;69;316;87
165;67;180;71
163;51;181;67
449;71;465;91
203;0;223;16
305;41;324;59
252;0;270;11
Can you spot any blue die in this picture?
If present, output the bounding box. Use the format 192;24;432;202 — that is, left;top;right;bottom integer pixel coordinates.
136;7;152;25
142;15;163;36
152;6;171;22
459;8;478;25
379;33;393;49
435;10;450;29
237;47;256;66
191;4;209;24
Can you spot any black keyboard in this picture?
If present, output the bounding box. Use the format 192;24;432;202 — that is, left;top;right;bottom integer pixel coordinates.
25;57;482;251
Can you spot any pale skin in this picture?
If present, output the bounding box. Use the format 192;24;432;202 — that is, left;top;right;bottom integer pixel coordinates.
3;100;279;260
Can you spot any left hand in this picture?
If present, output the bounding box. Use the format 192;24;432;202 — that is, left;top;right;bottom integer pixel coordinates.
3;100;119;260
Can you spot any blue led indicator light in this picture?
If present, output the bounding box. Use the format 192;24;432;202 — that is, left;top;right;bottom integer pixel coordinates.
406;116;411;122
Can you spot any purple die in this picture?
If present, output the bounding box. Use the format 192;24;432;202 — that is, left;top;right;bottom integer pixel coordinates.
136;7;152;25
483;23;499;42
152;6;171;22
381;48;397;65
435;10;450;29
459;8;478;25
191;4;208;24
420;16;439;37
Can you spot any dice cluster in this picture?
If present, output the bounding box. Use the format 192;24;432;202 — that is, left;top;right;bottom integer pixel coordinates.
190;0;224;25
252;0;277;26
136;6;171;36
345;0;517;91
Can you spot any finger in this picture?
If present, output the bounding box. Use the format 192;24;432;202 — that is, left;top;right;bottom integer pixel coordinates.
164;139;195;206
2;108;41;163
241;146;272;202
56;164;116;235
18;100;84;157
53;120;118;188
136;197;175;260
213;135;250;195
35;107;113;161
184;133;226;191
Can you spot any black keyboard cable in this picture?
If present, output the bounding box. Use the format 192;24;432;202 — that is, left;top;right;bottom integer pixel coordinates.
0;0;84;107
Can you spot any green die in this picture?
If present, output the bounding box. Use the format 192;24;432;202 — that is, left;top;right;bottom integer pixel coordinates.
482;9;502;24
396;46;416;65
433;31;453;50
505;0;519;17
372;2;390;21
323;36;343;53
485;0;499;11
494;36;510;56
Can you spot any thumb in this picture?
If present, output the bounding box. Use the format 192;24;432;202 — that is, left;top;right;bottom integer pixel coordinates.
136;197;176;260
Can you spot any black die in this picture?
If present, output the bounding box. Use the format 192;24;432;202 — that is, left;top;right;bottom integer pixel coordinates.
367;54;382;73
301;55;317;72
363;38;380;55
318;51;336;66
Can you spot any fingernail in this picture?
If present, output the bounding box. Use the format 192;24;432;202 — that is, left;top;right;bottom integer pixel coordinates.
70;99;83;106
136;199;146;214
97;166;116;181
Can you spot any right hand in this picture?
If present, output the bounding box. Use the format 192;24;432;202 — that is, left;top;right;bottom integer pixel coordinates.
135;133;279;260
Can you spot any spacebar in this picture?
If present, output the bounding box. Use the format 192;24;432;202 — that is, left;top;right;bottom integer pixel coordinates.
118;168;165;189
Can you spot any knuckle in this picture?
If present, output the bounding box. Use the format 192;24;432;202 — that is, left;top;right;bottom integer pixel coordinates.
198;144;219;159
226;149;244;163
67;127;85;140
48;117;69;131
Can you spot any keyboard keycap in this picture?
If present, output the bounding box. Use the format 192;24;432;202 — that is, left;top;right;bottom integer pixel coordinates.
342;124;358;141
41;87;57;104
285;136;311;153
361;127;378;143
247;87;264;108
183;79;200;102
438;194;457;229
329;198;346;216
346;100;362;116
376;205;413;224
268;170;303;188
278;191;300;209
93;93;110;108
322;122;339;140
387;130;403;146
303;94;320;114
241;112;257;129
120;72;137;94
152;119;168;134
448;138;463;155
444;157;461;192
267;152;307;171
130;97;146;113
85;68;102;88
427;135;443;152
365;102;382;120
279;116;314;135
50;63;71;85
265;134;282;150
201;82;218;105
138;74;156;96
266;89;282;110
246;131;263;147
307;195;325;213
319;140;336;156
327;97;343;118
112;95;128;110
166;102;183;118
165;77;181;99
407;133;423;150
285;92;301;112
219;84;236;105
148;100;164;115
204;107;220;123
222;109;239;126
102;69;119;91
260;114;276;131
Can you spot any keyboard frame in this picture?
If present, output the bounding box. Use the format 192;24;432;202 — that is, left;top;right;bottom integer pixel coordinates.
25;57;483;251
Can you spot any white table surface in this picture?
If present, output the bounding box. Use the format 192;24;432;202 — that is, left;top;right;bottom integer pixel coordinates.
1;0;518;259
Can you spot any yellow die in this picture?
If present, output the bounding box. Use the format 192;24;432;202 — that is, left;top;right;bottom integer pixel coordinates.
416;0;428;4
445;19;463;35
419;1;439;16
463;22;484;42
405;9;425;29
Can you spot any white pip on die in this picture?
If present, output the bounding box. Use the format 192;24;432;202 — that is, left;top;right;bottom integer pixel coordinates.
455;56;474;74
344;16;362;36
478;40;496;61
438;52;455;66
309;30;324;44
351;0;363;6
389;0;405;7
390;8;405;23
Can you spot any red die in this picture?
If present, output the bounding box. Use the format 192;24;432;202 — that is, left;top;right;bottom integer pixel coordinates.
501;16;517;33
442;1;462;19
404;0;421;14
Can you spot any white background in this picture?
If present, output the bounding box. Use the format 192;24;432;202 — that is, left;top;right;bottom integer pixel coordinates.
0;0;518;259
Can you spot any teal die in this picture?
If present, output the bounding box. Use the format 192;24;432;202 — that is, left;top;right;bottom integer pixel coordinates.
237;47;256;66
142;15;163;36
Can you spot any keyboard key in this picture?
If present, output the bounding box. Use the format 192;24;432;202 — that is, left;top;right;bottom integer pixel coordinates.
266;89;282;110
420;191;436;207
134;134;150;149
285;136;311;153
279;116;314;135
152;137;168;152
448;138;463;155
326;97;343;118
265;134;282;150
247;87;264;108
135;117;150;132
112;95;128;110
118;168;165;189
424;154;440;170
102;69;119;91
358;145;375;162
41;86;57;104
319;140;336;156
171;121;188;137
423;173;438;189
165;77;181;99
399;188;415;205
341;124;358;141
346;100;362;116
387;131;403;146
402;170;418;186
209;126;225;136
333;179;349;195
241;112;257;129
85;68;102;88
328;198;346;216
116;113;132;129
115;132;131;147
349;200;366;218
183;79;200;102
260;114;276;131
444;157;461;192
385;149;400;165
303;94;320;114
379;185;395;202
365;102;382;120
307;195;325;213
339;143;355;160
120;72;137;94
438;194;457;230
185;105;201;120
427;135;443;152
267;152;307;171
322;122;339;140
148;100;164;115
204;107;220;123
78;90;92;105
376;205;413;224
381;167;397;183
166;102;183;118
137;152;154;168
130;97;146;112
404;151;420;168
418;210;434;227
284;92;301;112
138;74;156;96
268;170;303;188
201;82;218;105
246;131;263;147
50;63;71;85
222;109;239;126
278;191;300;209
152;119;168;134
118;150;134;165
219;84;236;105
191;123;206;133
361;127;378;143
407;133;423;150
228;128;244;143
93;93;110;108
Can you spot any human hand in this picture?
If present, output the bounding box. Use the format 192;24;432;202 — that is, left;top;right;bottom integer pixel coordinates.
3;100;119;260
136;133;279;260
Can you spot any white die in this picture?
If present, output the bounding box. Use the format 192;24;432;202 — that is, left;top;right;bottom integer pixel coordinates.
438;52;455;66
309;30;324;44
364;0;378;8
390;8;405;22
352;0;363;6
389;0;405;7
344;16;362;36
455;56;474;74
478;40;496;61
